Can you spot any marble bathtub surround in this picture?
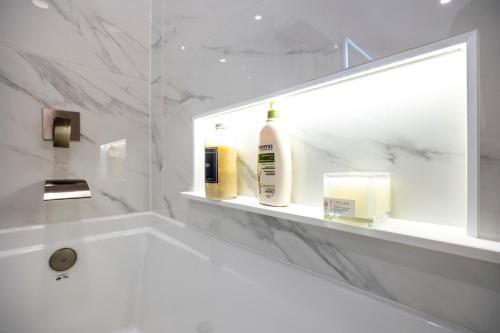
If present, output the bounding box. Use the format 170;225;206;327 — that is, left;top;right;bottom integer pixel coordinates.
0;0;150;228
152;1;500;332
0;213;481;333
0;45;149;228
3;0;494;332
181;191;500;266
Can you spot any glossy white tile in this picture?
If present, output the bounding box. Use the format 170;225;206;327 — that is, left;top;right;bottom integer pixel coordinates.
0;0;149;79
0;45;149;228
151;0;500;332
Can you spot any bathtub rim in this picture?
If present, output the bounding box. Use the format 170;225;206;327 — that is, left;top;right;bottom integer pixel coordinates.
0;211;476;333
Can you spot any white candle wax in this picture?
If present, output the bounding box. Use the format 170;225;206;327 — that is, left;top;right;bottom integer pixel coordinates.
323;172;391;220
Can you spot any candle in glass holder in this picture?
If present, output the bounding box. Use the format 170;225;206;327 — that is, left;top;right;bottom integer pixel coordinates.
323;172;391;222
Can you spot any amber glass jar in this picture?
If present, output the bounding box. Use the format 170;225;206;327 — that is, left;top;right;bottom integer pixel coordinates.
204;124;237;200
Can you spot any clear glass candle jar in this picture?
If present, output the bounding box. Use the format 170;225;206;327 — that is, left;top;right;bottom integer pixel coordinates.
323;172;391;222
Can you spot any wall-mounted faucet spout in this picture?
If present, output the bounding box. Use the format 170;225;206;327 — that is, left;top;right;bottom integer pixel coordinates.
43;179;91;201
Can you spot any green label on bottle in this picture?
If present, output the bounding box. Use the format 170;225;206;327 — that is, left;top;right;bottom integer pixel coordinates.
258;153;275;163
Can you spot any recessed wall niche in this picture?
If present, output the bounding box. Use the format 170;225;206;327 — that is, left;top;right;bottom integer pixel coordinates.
188;32;478;235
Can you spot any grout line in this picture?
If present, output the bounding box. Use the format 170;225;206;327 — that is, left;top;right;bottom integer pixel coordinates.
148;0;153;211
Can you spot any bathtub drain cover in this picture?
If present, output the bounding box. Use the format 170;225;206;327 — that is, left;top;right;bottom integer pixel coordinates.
49;248;77;271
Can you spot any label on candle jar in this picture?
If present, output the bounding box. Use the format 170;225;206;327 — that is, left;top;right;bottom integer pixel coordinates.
324;198;355;217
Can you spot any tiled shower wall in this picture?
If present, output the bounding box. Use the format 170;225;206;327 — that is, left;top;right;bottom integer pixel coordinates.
152;1;500;332
0;0;150;227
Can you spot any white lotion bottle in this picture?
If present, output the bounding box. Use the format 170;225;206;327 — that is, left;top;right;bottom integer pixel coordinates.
257;101;292;206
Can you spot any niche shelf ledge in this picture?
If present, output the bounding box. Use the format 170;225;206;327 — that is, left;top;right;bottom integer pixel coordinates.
181;191;500;265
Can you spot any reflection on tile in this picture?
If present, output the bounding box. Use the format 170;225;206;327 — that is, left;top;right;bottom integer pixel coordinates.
0;0;149;79
163;0;471;86
0;45;149;228
152;0;500;332
99;139;127;181
161;0;264;74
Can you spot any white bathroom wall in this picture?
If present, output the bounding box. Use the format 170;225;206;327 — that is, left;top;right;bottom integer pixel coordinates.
0;0;149;79
192;47;469;227
0;0;150;228
152;1;500;332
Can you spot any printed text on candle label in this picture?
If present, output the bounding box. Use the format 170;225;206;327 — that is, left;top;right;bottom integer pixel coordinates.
324;198;355;217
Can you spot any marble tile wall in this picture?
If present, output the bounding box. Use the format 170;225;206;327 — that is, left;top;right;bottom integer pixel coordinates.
0;0;149;79
152;0;500;332
193;48;468;227
0;0;150;228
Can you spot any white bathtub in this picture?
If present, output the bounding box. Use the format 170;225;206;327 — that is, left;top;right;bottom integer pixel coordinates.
0;213;474;333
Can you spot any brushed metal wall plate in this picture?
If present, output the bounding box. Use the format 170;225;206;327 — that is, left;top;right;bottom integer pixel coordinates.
42;108;80;141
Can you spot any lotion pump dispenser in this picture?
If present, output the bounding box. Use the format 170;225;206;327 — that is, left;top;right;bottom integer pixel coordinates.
257;101;292;206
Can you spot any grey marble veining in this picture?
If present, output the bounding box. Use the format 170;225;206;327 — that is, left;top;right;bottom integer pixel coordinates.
152;0;500;332
163;196;500;333
0;0;149;79
0;45;149;228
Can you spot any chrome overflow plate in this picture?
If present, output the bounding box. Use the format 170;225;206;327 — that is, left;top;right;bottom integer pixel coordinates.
49;248;77;272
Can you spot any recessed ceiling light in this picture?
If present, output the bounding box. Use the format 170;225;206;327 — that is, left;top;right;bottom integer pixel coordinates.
219;58;227;63
254;15;263;21
181;45;186;50
32;0;49;9
440;0;451;4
